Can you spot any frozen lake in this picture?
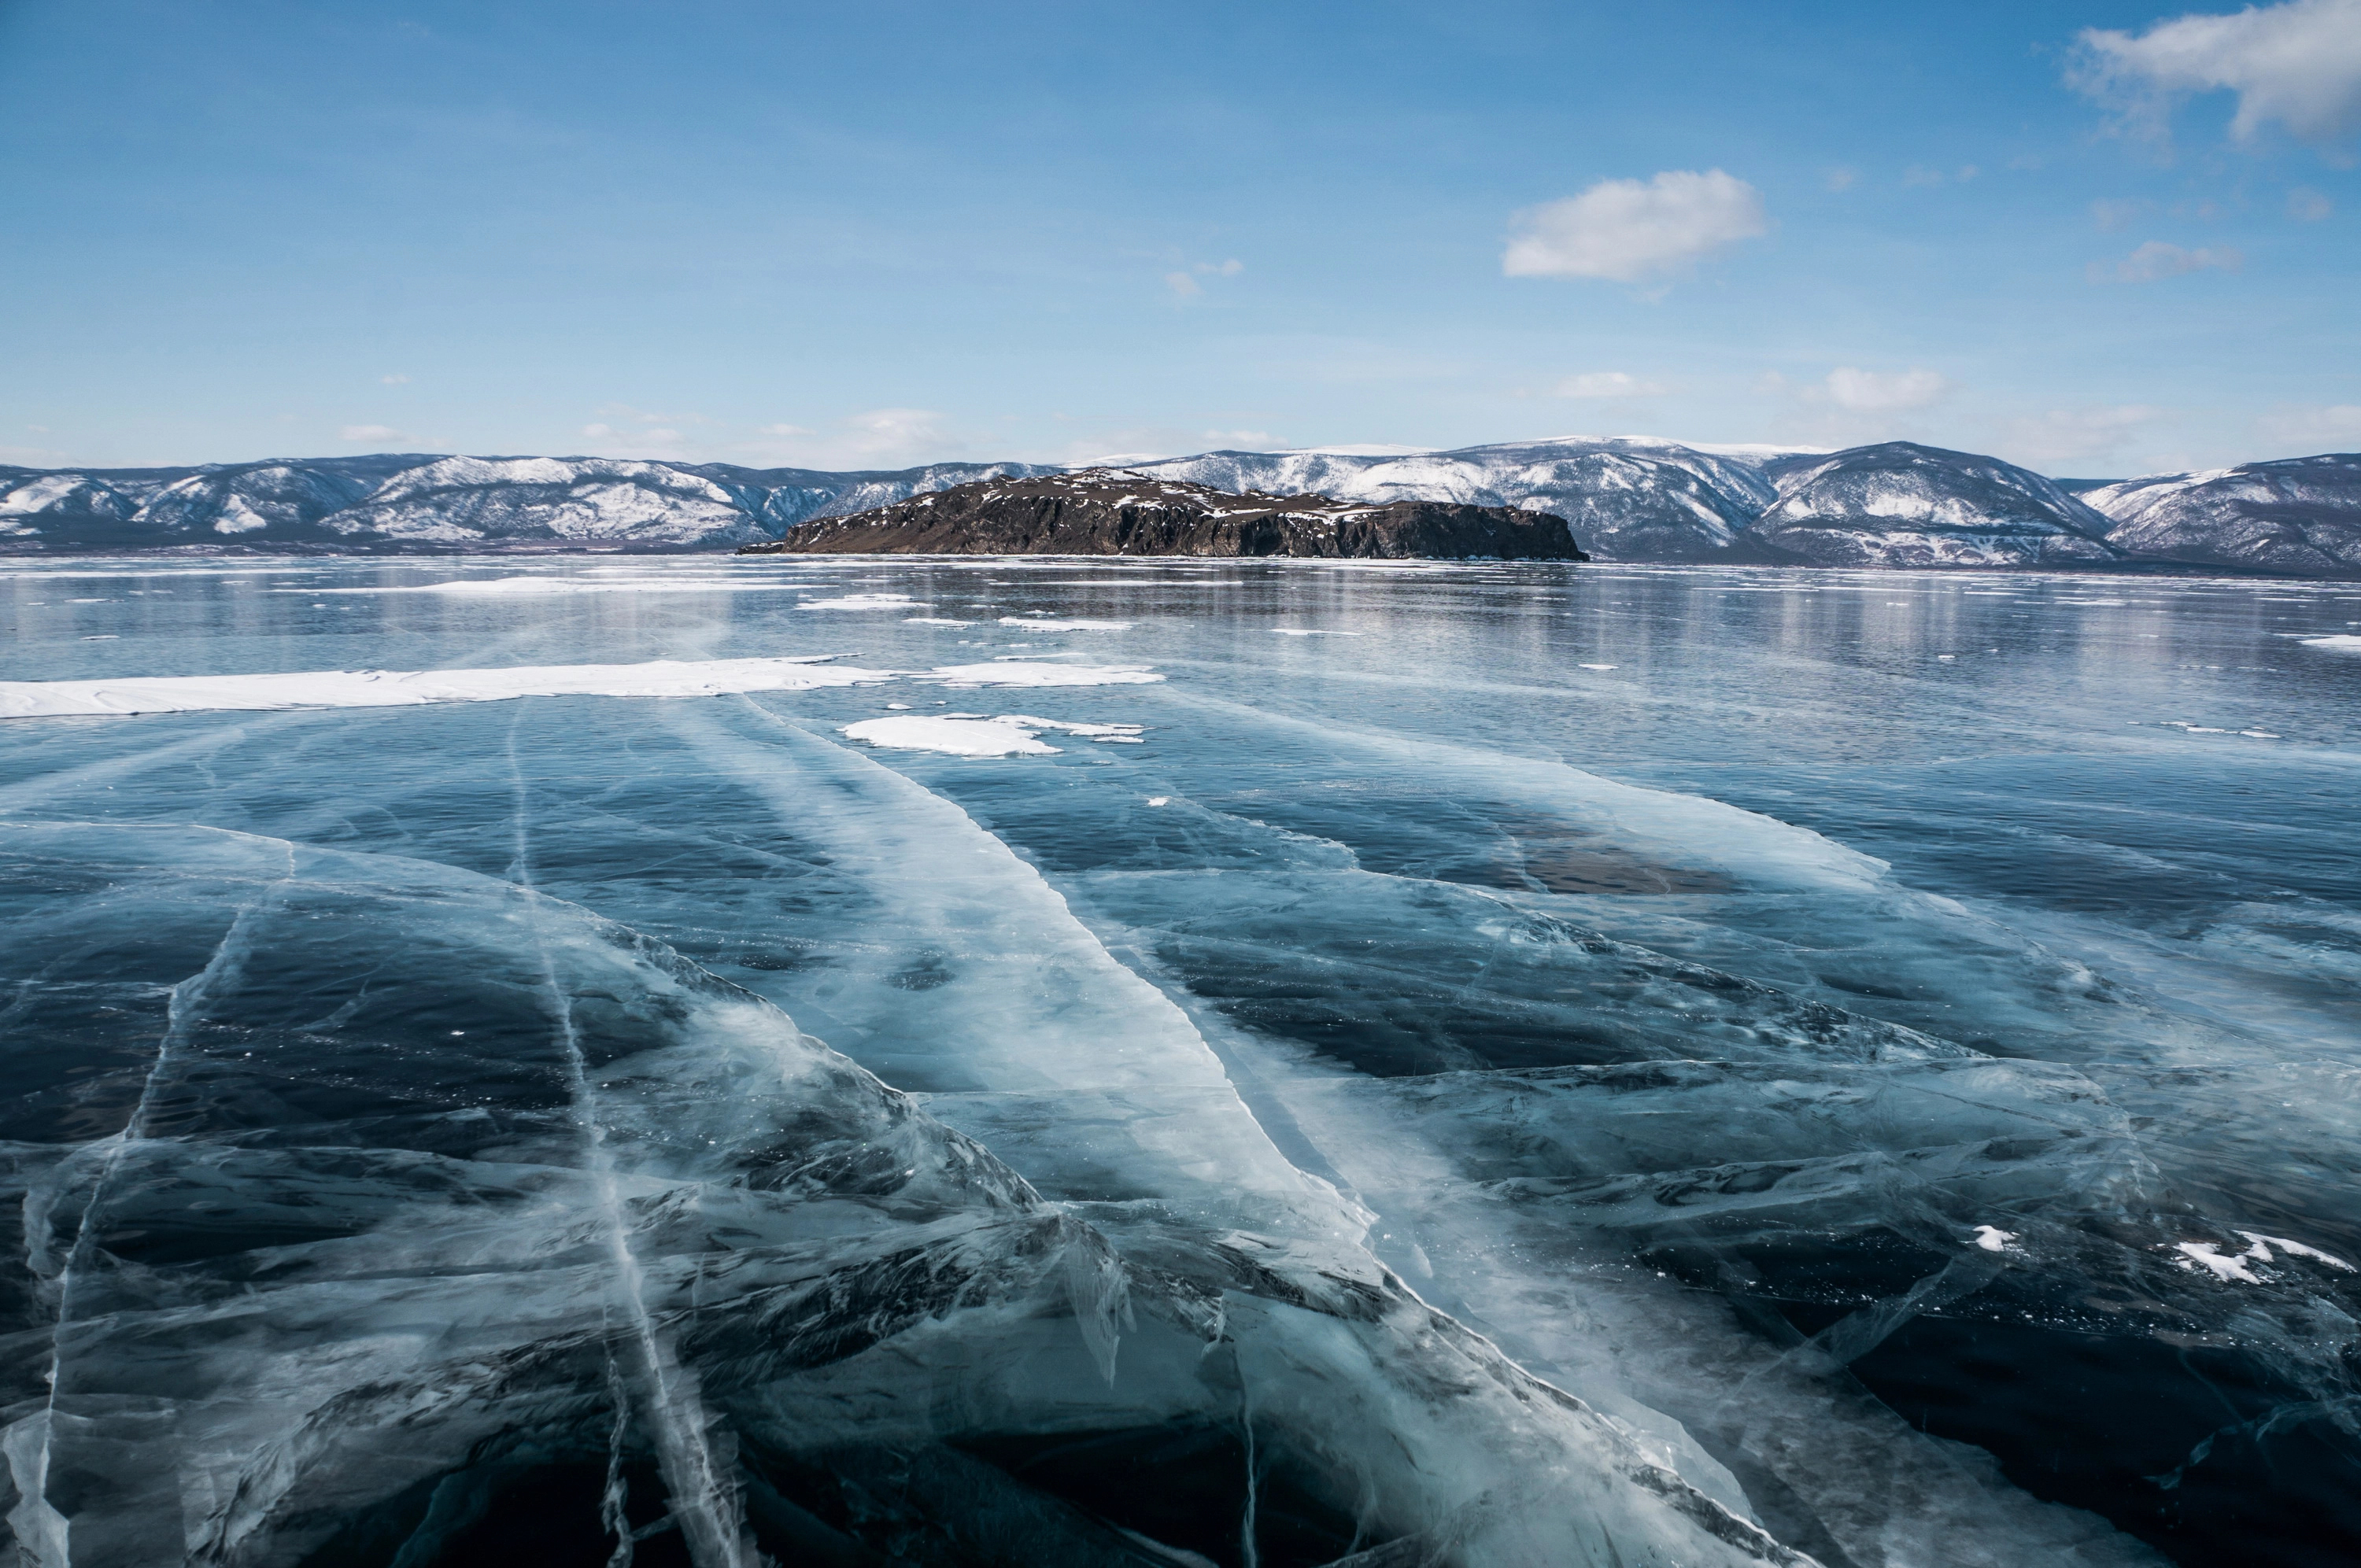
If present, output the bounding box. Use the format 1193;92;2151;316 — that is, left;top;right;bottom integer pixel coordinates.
3;554;2359;1567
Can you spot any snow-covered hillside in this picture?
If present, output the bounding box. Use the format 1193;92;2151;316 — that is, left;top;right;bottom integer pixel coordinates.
2079;453;2361;576
1121;437;1798;562
5;439;2359;573
1753;442;2120;567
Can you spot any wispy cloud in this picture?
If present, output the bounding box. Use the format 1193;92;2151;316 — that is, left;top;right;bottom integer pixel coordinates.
1821;367;1950;412
2071;0;2361;152
2090;240;2244;282
742;408;962;469
2091;197;2149;231
2288;186;2335;219
2256;402;2361;449
1503;169;1766;282
1165;258;1244;300
379;373;410;385
1553;371;1672;398
1998;404;2168;466
339;423;403;442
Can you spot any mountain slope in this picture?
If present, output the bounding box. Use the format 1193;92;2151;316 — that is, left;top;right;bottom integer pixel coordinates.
2080;454;2361;575
1753;442;2121;566
1122;437;1799;562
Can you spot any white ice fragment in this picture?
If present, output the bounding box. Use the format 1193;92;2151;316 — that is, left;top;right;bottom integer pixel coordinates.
992;714;1146;737
997;617;1132;631
1579;662;1619;670
926;662;1165;688
885;702;911;710
905;617;973;625
1971;1225;2018;1253
802;592;925;611
2172;1241;2264;1284
2241;730;2281;739
2300;635;2361;651
840;716;1062;756
0;657;889;720
1146;795;1171;806
2237;1230;2356;1271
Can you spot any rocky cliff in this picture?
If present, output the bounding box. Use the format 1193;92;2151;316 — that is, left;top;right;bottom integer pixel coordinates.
739;470;1589;559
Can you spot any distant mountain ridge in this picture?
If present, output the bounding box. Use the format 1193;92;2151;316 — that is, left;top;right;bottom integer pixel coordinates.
5;439;2357;574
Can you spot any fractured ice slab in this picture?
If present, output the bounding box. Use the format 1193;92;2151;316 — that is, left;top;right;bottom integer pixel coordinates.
0;657;891;719
0;820;1816;1568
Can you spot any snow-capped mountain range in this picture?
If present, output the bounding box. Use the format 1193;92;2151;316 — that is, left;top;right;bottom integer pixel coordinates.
4;437;2356;573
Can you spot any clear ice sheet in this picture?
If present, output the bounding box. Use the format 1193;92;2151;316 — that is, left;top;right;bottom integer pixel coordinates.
2;555;2359;1566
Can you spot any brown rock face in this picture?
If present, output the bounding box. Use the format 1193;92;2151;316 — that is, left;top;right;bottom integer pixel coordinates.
736;470;1588;559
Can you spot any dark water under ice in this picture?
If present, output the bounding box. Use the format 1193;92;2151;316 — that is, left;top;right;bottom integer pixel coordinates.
2;555;2358;1568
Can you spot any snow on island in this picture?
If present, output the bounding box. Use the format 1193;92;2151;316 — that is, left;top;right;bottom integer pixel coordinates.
738;470;1590;561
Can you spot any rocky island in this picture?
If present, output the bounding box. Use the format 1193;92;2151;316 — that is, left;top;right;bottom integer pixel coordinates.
736;469;1589;559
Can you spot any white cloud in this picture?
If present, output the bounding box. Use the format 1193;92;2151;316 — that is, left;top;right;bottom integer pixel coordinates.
2092;240;2244;282
1823;367;1950;412
379;373;410;385
2073;0;2361;149
1824;167;1858;192
1502;169;1767;282
340;424;402;442
1997;405;2168;466
2288;185;2335;219
1164;271;1202;298
1195;258;1245;277
1554;371;1672;399
2256;402;2361;448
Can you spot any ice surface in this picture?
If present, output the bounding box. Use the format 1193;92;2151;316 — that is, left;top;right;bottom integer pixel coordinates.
0;656;891;718
4;556;2355;1566
2299;633;2361;651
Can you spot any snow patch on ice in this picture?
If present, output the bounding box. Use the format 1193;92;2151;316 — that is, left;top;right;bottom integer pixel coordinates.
926;662;1166;688
999;617;1132;631
0;656;888;719
1971;1225;2018;1253
301;576;802;596
2299;634;2361;652
802;592;925;611
842;713;1147;755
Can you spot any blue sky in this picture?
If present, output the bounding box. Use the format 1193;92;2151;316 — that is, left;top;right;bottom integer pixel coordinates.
2;0;2355;477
